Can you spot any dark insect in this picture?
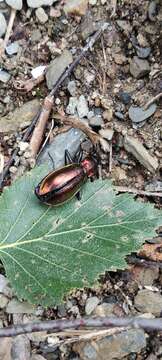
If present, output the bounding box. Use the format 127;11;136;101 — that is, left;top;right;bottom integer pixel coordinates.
35;147;98;206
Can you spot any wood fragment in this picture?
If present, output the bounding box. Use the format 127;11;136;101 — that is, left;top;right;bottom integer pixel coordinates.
144;92;162;110
0;8;16;56
114;185;162;198
30;95;54;157
14;74;45;93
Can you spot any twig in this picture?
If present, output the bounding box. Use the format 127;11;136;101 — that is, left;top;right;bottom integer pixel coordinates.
0;8;16;55
109;142;112;173
30;24;108;157
37;119;54;158
114;185;162;198
0;316;162;338
144;92;162;110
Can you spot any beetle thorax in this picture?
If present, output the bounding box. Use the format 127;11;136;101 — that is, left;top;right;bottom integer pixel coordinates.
81;157;96;177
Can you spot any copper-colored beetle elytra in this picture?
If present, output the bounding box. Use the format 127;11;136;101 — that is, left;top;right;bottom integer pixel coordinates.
35;148;98;206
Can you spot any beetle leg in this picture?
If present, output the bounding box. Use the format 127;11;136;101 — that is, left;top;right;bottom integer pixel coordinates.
48;152;55;169
74;145;83;164
76;191;81;200
65;149;73;165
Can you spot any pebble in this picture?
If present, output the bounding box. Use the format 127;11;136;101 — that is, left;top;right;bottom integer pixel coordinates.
6;41;20;55
89;115;103;127
0;274;12;297
102;108;113;121
85;296;100;315
11;335;31;360
132;266;159;286
0;99;40;132
6;0;22;10
99;128;114;141
94;303;116;317
0;294;9;308
118;91;131;105
0;338;12;360
130;56;150;78
9;166;18;174
35;7;48;23
18;141;29;152
135;289;162;316
30;29;42;42
77;95;89;118
114;111;124;120
128;104;157;123
124;135;158;173
81;16;98;40
66;96;78;115
0;69;11;83
135;45;151;59
73;329;146;360
63;0;88;16
148;1;157;21
67;80;77;96
27;0;56;7
6;298;35;314
46;50;73;90
37;128;86;170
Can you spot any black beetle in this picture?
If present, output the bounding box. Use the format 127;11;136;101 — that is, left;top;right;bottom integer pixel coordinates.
35;148;98;206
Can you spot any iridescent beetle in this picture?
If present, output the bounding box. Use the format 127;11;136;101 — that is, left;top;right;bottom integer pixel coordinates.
35;147;98;206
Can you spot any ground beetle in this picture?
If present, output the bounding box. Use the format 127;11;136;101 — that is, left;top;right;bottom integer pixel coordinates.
35;147;98;206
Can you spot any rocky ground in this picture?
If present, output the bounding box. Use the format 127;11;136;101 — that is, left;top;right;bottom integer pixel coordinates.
0;0;162;359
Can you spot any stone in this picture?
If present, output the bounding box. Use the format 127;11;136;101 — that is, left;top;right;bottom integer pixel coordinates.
6;299;35;314
118;91;131;105
130;56;150;79
0;294;9;308
94;303;116;317
134;289;162;316
46;50;73;90
18;141;29;152
66;96;78;115
0;338;12;360
6;0;22;10
0;274;12;297
85;296;100;315
99;128;114;141
129;104;157;123
132;266;159;286
37;128;86;170
89;115;103;127
124;135;158;173
113;53;127;65
116;20;132;34
148;1;157;21
6;41;19;55
0;99;40;133
77;95;89;118
30;29;42;42
0;69;11;83
81;16;98;40
67;80;77;96
73;329;146;360
114;111;124;120
27;0;57;7
63;0;88;16
11;335;30;360
89;0;97;4
135;46;151;59
35;7;48;23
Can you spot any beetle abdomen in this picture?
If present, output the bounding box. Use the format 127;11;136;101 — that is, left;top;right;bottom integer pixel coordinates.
35;164;86;205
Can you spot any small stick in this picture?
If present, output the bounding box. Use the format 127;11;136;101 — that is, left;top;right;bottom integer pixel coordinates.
0;8;16;55
30;24;108;157
0;316;162;338
144;92;162;110
37;119;54;158
114;185;162;198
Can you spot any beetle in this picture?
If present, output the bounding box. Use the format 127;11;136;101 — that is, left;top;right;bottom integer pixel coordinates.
35;147;98;206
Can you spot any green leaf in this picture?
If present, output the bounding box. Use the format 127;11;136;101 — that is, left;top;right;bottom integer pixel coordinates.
0;165;161;305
